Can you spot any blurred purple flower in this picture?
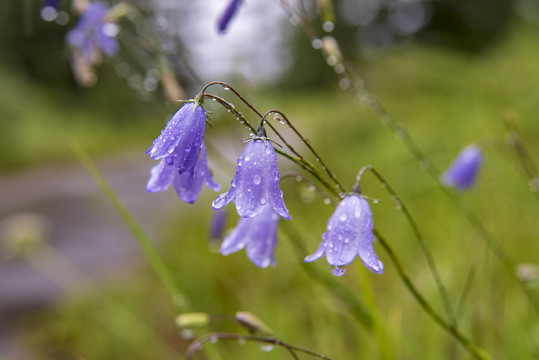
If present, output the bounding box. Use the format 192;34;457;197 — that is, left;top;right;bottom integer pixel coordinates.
146;143;220;204
305;195;383;276
217;0;242;33
145;102;207;176
220;204;280;268
212;129;291;220
67;1;119;61
210;209;228;241
441;145;483;190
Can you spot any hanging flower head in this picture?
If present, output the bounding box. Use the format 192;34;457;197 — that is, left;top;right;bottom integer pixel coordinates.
441;145;483;190
305;194;383;276
220;204;280;268
146;102;207;176
212;126;291;220
67;1;119;61
217;0;242;34
146;143;220;204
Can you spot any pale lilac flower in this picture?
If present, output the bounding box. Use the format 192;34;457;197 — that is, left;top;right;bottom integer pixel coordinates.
212;130;291;220
67;2;119;61
145;102;207;176
146;143;220;204
217;0;242;33
441;145;483;190
305;195;383;276
220;204;280;268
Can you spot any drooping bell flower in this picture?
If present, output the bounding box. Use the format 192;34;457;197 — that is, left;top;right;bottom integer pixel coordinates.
146;143;220;204
305;194;383;276
146;102;207;176
220;203;280;268
212;126;291;220
66;1;119;61
217;0;242;33
441;145;483;190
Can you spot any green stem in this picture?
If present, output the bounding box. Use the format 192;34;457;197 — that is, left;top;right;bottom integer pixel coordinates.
356;265;394;360
70;141;188;311
357;166;456;327
374;229;491;360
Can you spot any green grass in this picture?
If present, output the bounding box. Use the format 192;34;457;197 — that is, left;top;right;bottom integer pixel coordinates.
12;22;539;360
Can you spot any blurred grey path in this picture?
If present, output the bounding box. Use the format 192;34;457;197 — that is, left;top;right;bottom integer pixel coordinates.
0;149;177;357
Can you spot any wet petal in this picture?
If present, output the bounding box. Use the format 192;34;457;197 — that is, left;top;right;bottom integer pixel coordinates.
220;204;280;268
146;159;175;193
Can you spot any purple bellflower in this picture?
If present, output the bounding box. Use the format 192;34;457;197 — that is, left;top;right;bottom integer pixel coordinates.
146;143;220;204
305;194;383;276
441;145;483;190
220;203;280;268
211;127;291;220
67;1;119;61
217;0;242;33
146;102;207;176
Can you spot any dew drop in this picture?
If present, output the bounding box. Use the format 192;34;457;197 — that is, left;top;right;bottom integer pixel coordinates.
185;145;191;152
331;265;346;276
247;187;251;192
166;157;173;165
253;175;261;185
260;198;266;205
223;86;230;90
311;38;323;49
323;198;331;205
344;238;350;243
340;213;348;221
323;20;335;32
167;145;175;153
354;208;361;217
260;345;274;352
265;147;271;154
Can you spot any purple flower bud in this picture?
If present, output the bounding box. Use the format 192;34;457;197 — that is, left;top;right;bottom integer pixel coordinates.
211;138;291;220
217;0;242;34
66;2;119;60
441;145;483;190
146;143;220;204
145;102;207;176
305;195;383;276
220;204;280;268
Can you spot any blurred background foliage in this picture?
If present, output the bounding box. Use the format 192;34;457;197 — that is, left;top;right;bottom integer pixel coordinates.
1;0;539;359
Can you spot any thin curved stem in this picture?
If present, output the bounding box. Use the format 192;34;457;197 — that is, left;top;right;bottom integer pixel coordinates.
357;166;457;328
374;229;491;360
279;0;539;314
187;332;332;360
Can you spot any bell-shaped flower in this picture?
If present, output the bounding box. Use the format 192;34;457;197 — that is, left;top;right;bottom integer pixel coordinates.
305;195;383;276
217;0;242;33
146;143;220;204
211;131;291;220
441;145;483;190
145;102;207;176
67;1;119;61
220;204;280;268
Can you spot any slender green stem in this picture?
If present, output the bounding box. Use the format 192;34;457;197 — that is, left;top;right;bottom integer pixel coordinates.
356;265;394;360
374;228;491;360
187;332;332;360
279;0;539;313
357;166;457;327
70;141;188;311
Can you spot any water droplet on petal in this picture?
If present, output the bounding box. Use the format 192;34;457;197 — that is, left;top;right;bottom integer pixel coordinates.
260;198;266;205
354;208;361;217
167;145;175;153
253;175;261;185
185;145;191;152
340;213;348;221
331;265;347;276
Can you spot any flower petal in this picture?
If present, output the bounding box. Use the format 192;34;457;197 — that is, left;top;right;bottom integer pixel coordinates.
146;159;175;193
441;145;482;190
304;234;327;262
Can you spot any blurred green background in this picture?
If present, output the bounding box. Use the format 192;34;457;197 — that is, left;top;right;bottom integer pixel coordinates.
1;0;539;359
